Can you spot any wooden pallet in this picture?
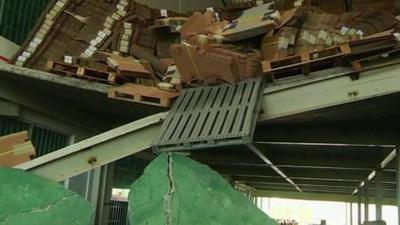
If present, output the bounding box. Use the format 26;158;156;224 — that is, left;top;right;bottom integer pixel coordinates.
47;60;117;84
47;60;79;76
108;83;179;107
262;44;351;80
77;67;117;84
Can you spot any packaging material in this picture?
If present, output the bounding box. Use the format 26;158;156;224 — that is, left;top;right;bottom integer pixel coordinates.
170;43;261;84
105;54;157;80
222;3;279;41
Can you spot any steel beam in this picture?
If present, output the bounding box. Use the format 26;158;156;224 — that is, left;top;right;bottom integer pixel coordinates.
254;125;400;146
247;144;302;192
15;113;166;181
353;149;397;195
375;169;383;221
0;64;109;93
397;147;400;225
259;63;400;122
254;189;397;205
194;143;392;171
0;98;19;116
0;76;109;132
213;165;394;182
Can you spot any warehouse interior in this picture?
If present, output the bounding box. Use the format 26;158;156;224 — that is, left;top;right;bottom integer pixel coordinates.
1;0;400;225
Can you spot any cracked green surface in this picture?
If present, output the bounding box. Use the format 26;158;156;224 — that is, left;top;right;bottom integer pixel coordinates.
129;153;279;225
0;168;93;225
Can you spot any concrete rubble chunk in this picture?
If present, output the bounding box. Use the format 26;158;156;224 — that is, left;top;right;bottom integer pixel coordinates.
0;168;93;225
129;153;278;225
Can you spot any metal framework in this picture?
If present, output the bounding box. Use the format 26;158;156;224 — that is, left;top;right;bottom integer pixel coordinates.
15;113;166;181
2;60;400;222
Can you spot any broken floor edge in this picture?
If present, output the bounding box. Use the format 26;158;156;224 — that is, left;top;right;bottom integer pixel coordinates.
0;63;110;93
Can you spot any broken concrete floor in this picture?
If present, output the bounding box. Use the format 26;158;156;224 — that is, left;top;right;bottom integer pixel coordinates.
129;153;278;225
0;168;93;225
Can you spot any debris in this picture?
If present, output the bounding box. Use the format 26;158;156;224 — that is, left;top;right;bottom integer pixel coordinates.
129;153;279;225
11;0;400;106
0;131;36;167
0;167;93;225
222;3;279;41
108;83;179;107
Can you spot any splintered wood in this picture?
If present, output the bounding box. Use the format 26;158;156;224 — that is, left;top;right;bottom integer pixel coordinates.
0;131;36;167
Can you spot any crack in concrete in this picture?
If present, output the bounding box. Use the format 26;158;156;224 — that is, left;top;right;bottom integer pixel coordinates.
0;193;79;224
163;153;175;225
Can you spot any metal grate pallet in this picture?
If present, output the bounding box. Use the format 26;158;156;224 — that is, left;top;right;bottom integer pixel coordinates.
152;77;264;152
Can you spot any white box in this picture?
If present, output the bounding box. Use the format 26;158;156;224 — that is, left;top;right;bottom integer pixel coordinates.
90;40;98;46
161;9;168;17
22;51;31;58
56;1;66;8
64;55;73;64
29;41;39;49
121;34;130;41
116;4;125;10
112;12;121;21
103;28;112;36
117;9;126;17
124;22;132;29
105;16;114;25
15;61;24;66
119;0;128;7
33;37;43;45
95;36;104;44
120;40;129;47
119;46;129;53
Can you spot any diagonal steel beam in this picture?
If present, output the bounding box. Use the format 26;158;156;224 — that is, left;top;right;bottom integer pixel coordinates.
247;143;302;192
352;148;397;195
15;113;167;181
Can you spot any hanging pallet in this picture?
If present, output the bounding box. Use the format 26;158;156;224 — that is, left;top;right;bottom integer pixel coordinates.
152;77;265;152
262;43;351;80
108;83;179;107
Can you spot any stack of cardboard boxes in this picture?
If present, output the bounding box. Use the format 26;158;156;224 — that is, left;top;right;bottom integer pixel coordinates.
11;0;400;107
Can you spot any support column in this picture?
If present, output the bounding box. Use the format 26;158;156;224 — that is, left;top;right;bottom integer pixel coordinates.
364;182;369;223
350;202;353;225
375;169;383;221
397;147;400;225
357;191;362;225
95;164;114;225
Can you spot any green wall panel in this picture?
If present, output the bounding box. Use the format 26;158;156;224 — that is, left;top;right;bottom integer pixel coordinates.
0;0;50;44
0;116;68;157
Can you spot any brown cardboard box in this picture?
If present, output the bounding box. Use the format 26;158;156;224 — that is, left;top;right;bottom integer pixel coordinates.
170;44;240;84
180;12;214;38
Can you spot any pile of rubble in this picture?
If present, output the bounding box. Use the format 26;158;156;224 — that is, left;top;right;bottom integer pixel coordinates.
11;0;400;107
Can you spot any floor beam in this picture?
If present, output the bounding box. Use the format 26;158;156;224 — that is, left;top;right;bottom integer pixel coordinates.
15;113;166;181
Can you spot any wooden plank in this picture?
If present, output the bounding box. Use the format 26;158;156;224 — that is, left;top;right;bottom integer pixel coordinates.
0;131;36;167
